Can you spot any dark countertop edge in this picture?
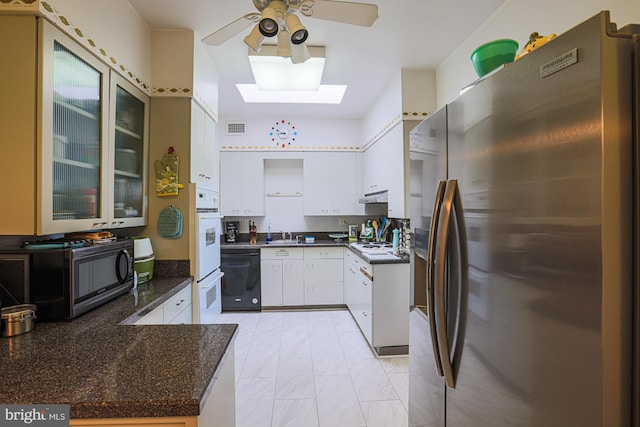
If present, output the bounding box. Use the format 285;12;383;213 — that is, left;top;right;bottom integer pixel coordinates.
0;276;239;420
224;240;410;264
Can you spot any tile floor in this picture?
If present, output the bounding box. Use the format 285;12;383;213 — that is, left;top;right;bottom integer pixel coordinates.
215;309;409;427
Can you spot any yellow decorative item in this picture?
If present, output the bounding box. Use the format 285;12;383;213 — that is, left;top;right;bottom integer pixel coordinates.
515;32;557;60
154;147;184;196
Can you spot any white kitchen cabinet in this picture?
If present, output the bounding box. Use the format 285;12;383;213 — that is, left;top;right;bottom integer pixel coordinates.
261;247;304;306
345;250;373;342
163;286;193;324
303;247;344;305
134;285;193;325
303;152;360;215
220;151;265;216
134;305;164;325
346;248;410;355
190;101;218;187
0;16;149;235
362;140;385;196
361;123;409;218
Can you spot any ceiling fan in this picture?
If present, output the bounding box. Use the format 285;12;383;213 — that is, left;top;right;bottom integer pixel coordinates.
202;0;378;61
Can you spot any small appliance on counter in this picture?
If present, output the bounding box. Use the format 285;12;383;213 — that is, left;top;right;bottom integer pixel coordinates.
225;221;240;243
133;237;154;284
0;237;134;320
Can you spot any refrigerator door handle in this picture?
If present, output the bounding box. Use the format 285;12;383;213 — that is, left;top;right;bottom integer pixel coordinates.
434;179;461;389
427;180;447;377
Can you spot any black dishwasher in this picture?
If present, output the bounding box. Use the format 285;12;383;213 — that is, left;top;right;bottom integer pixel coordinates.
221;248;261;311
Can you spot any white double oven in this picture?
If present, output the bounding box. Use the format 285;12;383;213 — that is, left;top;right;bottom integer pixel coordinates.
193;186;224;323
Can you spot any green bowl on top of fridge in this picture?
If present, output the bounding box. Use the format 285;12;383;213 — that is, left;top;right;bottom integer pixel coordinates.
470;39;518;77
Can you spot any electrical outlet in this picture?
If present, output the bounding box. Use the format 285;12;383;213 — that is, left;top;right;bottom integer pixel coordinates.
244;219;251;226
338;218;347;226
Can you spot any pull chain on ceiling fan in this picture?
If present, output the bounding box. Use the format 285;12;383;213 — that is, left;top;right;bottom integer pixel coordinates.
202;0;378;63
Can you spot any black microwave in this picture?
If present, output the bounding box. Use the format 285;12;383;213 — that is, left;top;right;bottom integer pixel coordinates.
0;239;134;320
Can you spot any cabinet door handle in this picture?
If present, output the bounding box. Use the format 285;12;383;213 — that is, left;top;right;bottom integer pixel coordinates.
359;267;373;281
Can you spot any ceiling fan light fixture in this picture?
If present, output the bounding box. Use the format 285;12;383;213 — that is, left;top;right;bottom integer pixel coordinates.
291;42;311;64
276;30;292;57
243;24;266;52
285;13;308;45
258;6;279;37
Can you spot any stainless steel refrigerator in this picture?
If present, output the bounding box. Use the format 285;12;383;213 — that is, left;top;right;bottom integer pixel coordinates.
408;11;639;427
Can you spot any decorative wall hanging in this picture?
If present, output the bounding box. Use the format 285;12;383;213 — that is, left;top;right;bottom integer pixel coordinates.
154;146;183;196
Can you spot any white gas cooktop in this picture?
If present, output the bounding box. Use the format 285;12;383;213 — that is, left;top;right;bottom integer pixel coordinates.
349;242;399;260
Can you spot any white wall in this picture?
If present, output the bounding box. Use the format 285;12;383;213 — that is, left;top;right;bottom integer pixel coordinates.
436;0;640;106
48;0;151;89
217;117;362;151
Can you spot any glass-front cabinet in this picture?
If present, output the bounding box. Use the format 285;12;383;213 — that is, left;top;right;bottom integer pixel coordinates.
1;16;148;236
44;34;109;232
109;76;149;228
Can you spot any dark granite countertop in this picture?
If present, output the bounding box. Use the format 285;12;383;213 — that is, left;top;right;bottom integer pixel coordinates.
0;276;238;420
223;239;410;264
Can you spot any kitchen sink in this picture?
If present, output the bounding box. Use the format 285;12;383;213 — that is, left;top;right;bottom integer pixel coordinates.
264;240;300;245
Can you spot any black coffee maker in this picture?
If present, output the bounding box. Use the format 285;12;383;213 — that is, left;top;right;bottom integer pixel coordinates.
225;221;240;243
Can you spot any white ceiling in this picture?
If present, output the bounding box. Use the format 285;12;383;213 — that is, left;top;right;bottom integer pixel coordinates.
128;0;506;119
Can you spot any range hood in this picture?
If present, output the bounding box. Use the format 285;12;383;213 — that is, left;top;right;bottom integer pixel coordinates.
359;190;388;204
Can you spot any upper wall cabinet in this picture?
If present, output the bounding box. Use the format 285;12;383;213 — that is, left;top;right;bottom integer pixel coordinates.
362;124;409;218
303;152;360;216
109;74;150;228
0;15;149;235
220;152;265;216
190;101;218;188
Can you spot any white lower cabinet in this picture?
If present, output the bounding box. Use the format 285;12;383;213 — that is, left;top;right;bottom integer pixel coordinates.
345;248;410;355
261;247;304;307
303;247;344;305
134;285;192;325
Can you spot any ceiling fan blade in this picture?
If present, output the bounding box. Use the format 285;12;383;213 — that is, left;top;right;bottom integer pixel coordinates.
299;0;378;27
202;13;261;46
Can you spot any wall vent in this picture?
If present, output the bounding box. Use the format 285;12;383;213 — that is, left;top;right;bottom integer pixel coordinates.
226;121;246;135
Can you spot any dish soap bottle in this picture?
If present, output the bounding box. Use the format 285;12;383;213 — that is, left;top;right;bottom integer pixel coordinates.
364;219;374;242
392;228;400;255
267;222;272;242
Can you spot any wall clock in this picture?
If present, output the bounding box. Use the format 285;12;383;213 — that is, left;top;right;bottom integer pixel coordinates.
270;120;297;147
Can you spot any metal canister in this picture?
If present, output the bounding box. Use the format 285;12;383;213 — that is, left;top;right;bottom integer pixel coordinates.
1;304;37;337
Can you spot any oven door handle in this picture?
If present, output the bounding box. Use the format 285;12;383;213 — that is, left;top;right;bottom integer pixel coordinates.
199;215;220;220
115;249;132;284
199;271;225;288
